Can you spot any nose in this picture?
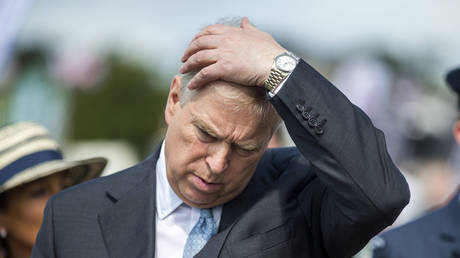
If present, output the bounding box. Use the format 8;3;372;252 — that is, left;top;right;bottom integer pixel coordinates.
50;181;63;195
206;142;231;174
48;175;67;196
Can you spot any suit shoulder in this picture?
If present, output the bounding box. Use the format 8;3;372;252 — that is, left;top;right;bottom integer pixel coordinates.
260;147;307;167
382;205;447;238
372;205;449;256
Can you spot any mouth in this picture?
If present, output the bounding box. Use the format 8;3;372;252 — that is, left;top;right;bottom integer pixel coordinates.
191;174;223;193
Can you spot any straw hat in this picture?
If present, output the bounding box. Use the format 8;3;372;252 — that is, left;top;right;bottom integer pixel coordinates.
0;121;107;194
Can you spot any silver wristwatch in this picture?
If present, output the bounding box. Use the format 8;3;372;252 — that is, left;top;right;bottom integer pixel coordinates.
264;51;300;93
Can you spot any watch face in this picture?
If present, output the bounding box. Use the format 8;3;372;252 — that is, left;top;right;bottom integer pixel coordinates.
275;55;297;72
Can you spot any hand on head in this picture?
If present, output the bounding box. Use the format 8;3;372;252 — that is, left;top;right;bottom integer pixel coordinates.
180;17;286;90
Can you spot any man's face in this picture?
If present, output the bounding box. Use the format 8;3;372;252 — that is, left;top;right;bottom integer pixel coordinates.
164;77;273;208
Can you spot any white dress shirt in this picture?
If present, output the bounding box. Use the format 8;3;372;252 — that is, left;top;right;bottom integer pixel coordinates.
155;143;222;258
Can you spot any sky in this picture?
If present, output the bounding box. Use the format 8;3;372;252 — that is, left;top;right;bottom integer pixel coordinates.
14;0;460;82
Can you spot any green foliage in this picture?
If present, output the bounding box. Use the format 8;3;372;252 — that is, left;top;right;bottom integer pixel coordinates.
70;54;168;158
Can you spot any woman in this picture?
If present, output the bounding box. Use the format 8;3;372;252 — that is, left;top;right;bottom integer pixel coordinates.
0;122;107;258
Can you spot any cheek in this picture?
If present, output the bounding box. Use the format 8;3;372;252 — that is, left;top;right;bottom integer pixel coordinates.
166;126;209;180
174;127;209;164
5;198;47;247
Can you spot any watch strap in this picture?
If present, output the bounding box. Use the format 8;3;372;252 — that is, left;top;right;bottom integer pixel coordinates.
264;51;299;93
264;68;288;93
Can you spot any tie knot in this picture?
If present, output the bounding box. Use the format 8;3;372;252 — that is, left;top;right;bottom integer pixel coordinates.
200;208;213;219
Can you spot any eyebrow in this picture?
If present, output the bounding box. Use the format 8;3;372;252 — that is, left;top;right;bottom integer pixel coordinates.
191;117;261;151
192;118;218;138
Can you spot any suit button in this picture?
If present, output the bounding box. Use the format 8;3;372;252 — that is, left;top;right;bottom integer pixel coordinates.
296;104;305;112
314;119;327;135
302;111;309;120
308;114;319;127
301;107;313;120
315;126;324;135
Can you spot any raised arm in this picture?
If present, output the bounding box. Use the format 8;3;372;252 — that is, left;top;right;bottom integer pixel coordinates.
180;17;410;257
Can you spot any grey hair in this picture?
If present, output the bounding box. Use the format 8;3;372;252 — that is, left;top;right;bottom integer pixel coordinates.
179;17;281;132
180;16;243;102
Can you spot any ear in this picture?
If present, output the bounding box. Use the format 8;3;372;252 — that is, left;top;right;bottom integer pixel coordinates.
453;120;460;147
165;75;183;126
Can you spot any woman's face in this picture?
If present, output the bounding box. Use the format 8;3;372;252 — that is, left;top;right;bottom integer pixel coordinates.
0;172;71;253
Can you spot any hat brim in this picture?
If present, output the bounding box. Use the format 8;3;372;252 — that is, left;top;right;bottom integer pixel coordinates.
0;157;107;194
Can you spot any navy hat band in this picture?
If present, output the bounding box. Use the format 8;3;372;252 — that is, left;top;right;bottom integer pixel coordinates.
0;150;63;185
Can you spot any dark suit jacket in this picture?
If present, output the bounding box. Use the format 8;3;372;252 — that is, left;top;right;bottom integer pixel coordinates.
32;60;409;258
372;189;460;258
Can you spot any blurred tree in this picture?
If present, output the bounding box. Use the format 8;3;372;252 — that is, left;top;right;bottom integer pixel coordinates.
0;78;11;124
70;54;168;158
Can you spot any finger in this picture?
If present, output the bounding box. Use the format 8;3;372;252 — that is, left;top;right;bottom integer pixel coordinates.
187;64;223;90
240;17;257;30
181;35;220;63
180;49;217;74
192;24;240;41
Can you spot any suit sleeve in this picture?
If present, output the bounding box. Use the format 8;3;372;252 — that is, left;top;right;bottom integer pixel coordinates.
269;59;410;257
31;196;57;258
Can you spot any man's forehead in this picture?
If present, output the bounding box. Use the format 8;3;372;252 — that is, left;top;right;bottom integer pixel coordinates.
185;79;266;105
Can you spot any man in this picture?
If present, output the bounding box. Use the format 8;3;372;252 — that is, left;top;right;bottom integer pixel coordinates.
32;17;409;258
372;67;460;258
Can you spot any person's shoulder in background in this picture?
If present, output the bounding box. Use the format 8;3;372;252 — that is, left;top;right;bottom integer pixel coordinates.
372;194;460;258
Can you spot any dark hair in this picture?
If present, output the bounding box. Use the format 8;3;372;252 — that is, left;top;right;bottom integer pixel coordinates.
0;192;8;212
0;192;7;257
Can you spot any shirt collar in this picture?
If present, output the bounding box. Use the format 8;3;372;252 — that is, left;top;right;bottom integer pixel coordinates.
156;142;183;220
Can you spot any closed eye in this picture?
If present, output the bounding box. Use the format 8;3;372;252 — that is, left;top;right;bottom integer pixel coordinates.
195;126;217;142
234;145;258;157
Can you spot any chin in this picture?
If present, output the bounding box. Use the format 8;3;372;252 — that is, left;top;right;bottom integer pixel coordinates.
184;195;215;207
181;190;220;207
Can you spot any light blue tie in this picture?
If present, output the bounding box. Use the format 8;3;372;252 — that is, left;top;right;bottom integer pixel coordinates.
182;208;217;258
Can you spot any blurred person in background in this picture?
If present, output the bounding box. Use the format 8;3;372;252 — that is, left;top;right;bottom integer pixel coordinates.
0;121;106;258
372;67;460;258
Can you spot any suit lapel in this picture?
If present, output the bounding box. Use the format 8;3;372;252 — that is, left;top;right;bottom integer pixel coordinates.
193;189;256;258
195;226;233;258
98;148;161;258
219;168;272;231
194;169;272;257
